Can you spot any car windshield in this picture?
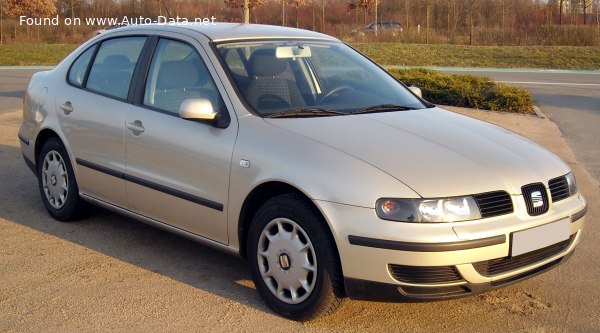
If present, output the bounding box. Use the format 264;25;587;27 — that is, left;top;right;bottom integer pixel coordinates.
216;40;427;117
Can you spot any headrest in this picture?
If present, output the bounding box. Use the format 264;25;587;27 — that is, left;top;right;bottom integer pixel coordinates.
249;48;288;77
157;60;205;90
103;55;131;70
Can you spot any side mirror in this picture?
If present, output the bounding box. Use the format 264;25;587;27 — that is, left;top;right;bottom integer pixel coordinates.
179;98;230;129
179;98;217;121
408;86;422;98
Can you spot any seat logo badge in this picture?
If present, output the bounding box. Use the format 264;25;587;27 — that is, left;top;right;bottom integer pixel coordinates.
278;253;291;270
240;159;250;168
531;191;544;208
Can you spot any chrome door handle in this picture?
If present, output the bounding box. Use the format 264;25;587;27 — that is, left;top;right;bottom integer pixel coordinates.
127;120;145;134
60;102;74;115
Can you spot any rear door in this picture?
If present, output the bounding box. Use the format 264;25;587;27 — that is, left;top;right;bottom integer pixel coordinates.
56;36;147;207
124;34;238;244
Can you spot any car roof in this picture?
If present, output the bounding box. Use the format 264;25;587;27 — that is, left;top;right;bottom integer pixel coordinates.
114;23;338;42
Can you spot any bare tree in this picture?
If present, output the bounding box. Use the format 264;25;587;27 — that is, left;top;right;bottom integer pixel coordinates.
321;0;325;32
425;0;430;44
224;0;266;23
582;0;592;23
464;0;477;45
287;0;306;28
560;0;564;25
1;0;4;44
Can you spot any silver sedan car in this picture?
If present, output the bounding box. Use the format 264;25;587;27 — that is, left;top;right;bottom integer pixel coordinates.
19;23;587;321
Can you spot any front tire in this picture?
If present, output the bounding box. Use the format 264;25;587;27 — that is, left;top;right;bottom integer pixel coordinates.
37;137;91;221
247;193;344;321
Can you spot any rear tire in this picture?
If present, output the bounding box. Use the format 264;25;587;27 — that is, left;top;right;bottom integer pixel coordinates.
37;137;91;221
247;193;344;321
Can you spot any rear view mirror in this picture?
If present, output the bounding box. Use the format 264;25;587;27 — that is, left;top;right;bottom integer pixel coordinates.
180;98;217;121
408;86;422;98
276;45;312;59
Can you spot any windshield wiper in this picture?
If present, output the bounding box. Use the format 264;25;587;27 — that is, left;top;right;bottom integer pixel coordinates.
264;108;347;118
351;104;419;115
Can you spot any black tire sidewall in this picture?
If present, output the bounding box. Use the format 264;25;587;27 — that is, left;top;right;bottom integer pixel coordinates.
247;194;339;320
37;137;86;221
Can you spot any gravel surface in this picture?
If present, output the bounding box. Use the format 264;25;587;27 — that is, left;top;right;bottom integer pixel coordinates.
1;107;598;332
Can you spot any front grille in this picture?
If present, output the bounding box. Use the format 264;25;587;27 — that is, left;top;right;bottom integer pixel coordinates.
388;264;463;284
473;235;573;276
521;183;549;216
549;175;569;202
472;191;514;218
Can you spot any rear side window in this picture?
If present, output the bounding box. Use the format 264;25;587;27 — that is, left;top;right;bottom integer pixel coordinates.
86;37;146;99
68;46;95;87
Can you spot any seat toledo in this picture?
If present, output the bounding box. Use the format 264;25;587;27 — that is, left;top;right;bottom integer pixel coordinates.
19;23;587;320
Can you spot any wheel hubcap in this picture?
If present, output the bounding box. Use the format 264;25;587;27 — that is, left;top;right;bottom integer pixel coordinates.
257;218;317;304
42;151;69;209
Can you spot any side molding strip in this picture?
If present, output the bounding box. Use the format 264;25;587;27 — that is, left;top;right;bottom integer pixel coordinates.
76;158;224;211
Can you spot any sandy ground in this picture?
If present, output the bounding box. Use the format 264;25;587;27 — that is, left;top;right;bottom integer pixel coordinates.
0;107;599;332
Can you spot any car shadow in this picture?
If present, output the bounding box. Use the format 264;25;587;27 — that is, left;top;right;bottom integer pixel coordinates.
0;142;272;315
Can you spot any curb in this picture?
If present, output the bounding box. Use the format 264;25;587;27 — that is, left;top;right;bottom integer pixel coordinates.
533;105;546;119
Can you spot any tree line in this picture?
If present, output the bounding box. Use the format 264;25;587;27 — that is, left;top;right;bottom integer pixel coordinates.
1;0;599;45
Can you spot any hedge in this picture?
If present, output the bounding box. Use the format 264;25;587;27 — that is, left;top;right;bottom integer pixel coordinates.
389;68;535;114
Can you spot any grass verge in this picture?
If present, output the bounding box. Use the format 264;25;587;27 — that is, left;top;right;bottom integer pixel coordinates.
353;43;600;70
0;44;77;66
2;43;600;70
390;68;535;114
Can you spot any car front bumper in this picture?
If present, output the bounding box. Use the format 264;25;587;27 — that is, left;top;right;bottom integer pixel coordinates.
315;193;587;301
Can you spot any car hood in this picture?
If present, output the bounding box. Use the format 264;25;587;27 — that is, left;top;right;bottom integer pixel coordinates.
265;107;570;197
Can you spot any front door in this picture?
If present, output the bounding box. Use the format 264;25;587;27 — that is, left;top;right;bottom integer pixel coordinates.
124;37;237;244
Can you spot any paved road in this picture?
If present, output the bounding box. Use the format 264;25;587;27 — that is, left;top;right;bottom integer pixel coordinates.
439;69;600;185
0;68;43;114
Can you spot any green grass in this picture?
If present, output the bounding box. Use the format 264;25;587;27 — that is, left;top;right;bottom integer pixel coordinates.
353;44;600;70
0;44;77;66
390;68;534;113
2;43;600;70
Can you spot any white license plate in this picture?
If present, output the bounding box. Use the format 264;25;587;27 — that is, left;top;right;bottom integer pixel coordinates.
511;218;570;257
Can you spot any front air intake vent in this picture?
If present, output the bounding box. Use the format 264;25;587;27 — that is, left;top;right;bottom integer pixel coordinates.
521;183;549;216
388;264;463;284
549;175;569;202
472;191;514;218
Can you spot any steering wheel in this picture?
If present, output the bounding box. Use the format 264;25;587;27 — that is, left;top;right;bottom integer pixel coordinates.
318;85;354;104
257;94;291;109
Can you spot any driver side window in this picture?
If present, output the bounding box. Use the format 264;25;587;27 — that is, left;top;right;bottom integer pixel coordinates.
143;39;224;115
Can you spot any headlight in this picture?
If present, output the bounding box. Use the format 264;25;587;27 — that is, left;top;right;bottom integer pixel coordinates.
566;172;577;196
376;196;481;223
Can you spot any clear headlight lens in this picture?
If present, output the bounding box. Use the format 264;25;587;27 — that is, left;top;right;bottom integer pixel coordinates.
376;196;481;223
565;172;577;196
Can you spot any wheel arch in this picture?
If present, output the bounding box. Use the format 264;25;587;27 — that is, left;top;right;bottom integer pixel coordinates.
34;128;62;165
237;181;341;265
